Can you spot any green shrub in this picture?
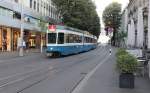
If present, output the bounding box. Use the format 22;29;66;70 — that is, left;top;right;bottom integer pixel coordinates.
116;53;138;73
116;48;127;57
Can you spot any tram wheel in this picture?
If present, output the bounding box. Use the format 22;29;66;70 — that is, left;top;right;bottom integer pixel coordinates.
53;52;61;58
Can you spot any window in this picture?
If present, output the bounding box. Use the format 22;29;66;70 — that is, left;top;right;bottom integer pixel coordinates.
44;2;46;9
14;0;18;3
48;33;56;44
0;7;2;15
65;34;82;43
37;3;39;12
13;12;21;20
41;1;43;7
0;7;13;18
30;0;32;8
84;37;91;43
34;1;36;10
58;33;64;44
50;7;52;17
49;6;51;16
67;34;74;43
46;4;48;10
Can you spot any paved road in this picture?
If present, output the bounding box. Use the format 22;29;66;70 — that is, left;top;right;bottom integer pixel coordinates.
0;46;112;93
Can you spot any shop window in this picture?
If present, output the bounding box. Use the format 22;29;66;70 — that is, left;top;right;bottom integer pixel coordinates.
0;28;2;50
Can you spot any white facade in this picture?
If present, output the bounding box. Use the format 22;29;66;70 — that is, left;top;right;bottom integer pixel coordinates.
0;0;60;32
124;0;148;48
0;0;61;51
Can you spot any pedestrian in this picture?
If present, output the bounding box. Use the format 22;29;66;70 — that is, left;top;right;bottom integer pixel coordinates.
109;48;112;55
23;40;26;51
2;38;7;51
25;41;29;53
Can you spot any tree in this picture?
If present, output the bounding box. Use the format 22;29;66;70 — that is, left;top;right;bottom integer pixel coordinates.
38;18;48;32
52;0;100;38
102;2;122;46
37;17;48;52
118;31;127;47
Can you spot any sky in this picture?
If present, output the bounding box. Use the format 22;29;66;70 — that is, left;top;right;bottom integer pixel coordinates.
94;0;129;43
94;0;129;27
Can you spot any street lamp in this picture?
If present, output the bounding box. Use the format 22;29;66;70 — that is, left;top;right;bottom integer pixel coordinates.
19;1;24;56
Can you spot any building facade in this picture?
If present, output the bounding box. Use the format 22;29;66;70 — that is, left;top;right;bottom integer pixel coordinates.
123;0;148;48
0;0;61;52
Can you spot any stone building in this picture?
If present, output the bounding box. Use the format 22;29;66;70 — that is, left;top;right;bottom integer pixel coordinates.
0;0;61;51
123;0;148;48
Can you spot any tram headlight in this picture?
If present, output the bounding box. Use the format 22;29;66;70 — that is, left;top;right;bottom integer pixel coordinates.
50;48;53;50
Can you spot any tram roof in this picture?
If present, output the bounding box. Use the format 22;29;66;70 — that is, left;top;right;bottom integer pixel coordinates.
55;25;96;38
56;25;83;33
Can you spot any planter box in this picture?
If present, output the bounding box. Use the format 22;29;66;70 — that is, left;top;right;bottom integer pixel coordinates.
119;73;134;89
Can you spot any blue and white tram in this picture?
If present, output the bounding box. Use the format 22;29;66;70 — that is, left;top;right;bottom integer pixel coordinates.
46;25;97;57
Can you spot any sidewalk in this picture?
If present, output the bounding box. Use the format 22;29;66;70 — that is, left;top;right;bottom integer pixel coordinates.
0;49;42;60
74;49;150;93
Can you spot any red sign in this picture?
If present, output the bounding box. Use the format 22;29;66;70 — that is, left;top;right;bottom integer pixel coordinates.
48;25;56;32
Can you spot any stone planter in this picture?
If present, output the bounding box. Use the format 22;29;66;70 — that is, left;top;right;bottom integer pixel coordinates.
119;73;135;89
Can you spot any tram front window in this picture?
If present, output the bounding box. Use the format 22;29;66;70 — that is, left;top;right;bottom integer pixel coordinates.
48;33;56;44
58;33;64;44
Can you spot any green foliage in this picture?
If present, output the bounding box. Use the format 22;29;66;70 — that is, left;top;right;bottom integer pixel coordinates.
38;17;48;32
102;2;121;29
102;2;122;45
52;0;100;37
116;49;138;74
118;31;127;40
116;48;127;56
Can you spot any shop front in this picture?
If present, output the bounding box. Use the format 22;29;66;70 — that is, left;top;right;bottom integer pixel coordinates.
0;26;12;51
0;26;20;52
12;28;20;51
24;30;46;50
0;26;46;52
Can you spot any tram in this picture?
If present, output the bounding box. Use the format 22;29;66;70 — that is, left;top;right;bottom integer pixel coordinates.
46;25;97;57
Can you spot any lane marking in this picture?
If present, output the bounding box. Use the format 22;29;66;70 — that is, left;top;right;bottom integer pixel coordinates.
72;53;110;93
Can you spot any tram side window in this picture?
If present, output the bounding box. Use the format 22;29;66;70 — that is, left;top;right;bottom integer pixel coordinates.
66;34;74;43
58;33;64;44
85;37;89;43
48;33;56;44
65;34;82;43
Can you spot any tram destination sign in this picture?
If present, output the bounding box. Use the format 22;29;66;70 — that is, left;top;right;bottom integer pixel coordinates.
48;25;56;32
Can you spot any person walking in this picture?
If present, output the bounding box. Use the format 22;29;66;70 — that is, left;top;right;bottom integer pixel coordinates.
109;48;112;55
22;40;26;52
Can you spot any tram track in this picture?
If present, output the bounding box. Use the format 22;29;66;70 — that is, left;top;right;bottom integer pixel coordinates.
0;47;107;93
